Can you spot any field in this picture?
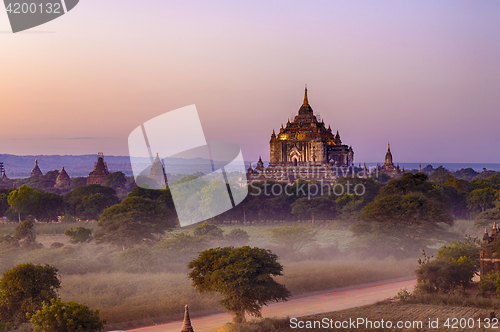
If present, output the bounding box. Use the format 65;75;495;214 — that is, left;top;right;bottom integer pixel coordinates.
220;301;497;332
59;259;415;330
0;221;478;330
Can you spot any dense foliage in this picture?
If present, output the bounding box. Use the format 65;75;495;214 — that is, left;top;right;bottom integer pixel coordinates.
0;263;60;326
188;246;290;323
30;298;104;332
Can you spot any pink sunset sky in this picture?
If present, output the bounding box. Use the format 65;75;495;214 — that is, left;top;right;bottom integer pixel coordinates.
1;0;499;163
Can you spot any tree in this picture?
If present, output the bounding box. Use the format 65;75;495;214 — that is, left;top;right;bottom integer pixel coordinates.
30;297;104;332
479;272;500;296
355;192;453;256
98;197;176;247
359;193;453;237
415;236;479;293
0;193;9;217
76;193;112;220
128;186;176;212
70;177;87;189
415;259;464;293
0;263;60;326
452;168;479;182
33;192;64;222
467;188;498;212
104;171;127;190
474;206;500;227
154;233;208;262
188;246;290;323
13;220;39;249
269;226;317;252
64;227;92;244
225;228;250;246
291;196;334;222
434;235;480;272
7;185;41;220
193;222;224;240
64;185;119;218
26;170;59;191
429;166;453;185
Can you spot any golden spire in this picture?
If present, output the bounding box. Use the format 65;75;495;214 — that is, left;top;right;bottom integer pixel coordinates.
388;142;391;152
303;85;309;106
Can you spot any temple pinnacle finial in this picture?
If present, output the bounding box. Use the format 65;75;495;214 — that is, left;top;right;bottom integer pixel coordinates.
35;158;38;165
181;305;194;332
388;143;391;151
303;85;309;106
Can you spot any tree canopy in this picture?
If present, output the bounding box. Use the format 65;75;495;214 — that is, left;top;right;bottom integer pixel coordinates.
98;196;177;247
64;184;119;218
0;263;60;326
30;298;104;332
188;246;290;323
416;236;479;293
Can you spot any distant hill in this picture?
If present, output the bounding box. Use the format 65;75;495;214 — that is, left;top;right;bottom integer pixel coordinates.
0;154;249;178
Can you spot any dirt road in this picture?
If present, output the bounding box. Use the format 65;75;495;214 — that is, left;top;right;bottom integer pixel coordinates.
129;278;417;332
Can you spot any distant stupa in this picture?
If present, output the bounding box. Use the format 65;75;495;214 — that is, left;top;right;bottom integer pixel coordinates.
30;159;43;178
86;153;110;185
55;167;71;188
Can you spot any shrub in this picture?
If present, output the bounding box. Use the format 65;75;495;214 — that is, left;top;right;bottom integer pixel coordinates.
193;222;224;240
0;263;60;326
50;242;65;249
269;226;316;252
397;288;411;302
64;227;93;244
225;228;249;246
114;246;161;273
30;297;105;332
479;272;500;296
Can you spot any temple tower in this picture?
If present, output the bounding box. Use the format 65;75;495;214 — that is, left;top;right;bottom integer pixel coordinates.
55;167;72;188
30;159;43;178
180;305;194;332
86;153;110;185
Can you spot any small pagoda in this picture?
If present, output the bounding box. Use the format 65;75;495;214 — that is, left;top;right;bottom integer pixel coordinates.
55;167;71;188
86;153;110;185
30;159;43;178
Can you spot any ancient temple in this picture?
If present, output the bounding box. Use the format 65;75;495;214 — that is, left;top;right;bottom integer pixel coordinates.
248;87;354;182
135;154;168;189
55;167;71;188
86;153;110;185
0;162;7;181
377;144;401;176
480;224;500;277
30;159;43;178
269;87;353;167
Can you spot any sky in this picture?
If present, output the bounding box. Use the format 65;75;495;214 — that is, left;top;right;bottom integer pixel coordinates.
1;0;500;163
